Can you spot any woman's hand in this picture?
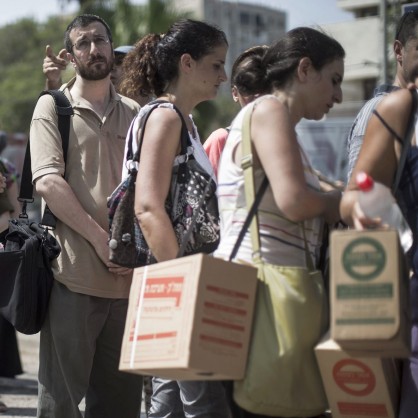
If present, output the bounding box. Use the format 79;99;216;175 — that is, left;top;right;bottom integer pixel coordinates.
351;201;382;230
340;190;382;229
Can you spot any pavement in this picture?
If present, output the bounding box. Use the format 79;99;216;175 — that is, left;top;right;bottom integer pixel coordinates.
0;333;146;417
0;334;334;418
0;333;40;417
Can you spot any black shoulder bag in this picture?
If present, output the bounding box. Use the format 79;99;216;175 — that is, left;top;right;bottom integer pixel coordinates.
0;90;73;335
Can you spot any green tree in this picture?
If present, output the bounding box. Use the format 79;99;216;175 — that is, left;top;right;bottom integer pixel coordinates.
60;0;190;45
0;17;69;133
0;0;226;139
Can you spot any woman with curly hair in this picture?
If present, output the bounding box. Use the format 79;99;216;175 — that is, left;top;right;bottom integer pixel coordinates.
117;19;231;418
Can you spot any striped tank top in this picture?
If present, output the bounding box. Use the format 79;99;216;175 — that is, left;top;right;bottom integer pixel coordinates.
214;96;324;268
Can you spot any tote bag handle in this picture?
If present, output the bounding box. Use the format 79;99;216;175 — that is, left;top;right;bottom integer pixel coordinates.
230;102;315;271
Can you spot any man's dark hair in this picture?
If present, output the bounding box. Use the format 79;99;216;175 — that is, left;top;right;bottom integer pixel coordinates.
396;9;418;44
64;14;113;53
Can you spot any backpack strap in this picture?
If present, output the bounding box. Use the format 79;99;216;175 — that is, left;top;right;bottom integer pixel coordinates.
19;90;73;228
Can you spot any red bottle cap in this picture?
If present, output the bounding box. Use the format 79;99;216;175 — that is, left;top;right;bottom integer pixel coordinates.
356;171;374;191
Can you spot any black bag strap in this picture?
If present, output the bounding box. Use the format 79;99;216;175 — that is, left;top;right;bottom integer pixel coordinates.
126;100;190;165
393;88;418;194
19;90;73;228
372;89;417;194
229;176;269;261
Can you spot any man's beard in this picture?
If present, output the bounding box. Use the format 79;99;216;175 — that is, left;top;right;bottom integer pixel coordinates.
74;53;113;81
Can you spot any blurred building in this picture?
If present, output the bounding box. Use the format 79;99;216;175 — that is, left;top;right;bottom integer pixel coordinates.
324;0;413;117
172;0;286;93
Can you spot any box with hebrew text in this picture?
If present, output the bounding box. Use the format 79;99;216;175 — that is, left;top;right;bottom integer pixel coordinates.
119;253;258;380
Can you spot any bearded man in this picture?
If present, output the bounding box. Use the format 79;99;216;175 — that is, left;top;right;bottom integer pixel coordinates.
29;14;142;418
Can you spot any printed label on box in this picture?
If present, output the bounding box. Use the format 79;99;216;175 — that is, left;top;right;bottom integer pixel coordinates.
333;359;376;396
333;235;399;334
129;274;192;363
198;284;251;355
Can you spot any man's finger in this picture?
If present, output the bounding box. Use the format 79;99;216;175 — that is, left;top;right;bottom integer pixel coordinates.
45;45;55;58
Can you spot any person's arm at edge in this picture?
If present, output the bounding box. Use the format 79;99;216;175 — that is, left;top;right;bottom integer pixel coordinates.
203;128;228;179
340;88;413;228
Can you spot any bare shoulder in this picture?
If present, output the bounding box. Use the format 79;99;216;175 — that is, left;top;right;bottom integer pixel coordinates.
252;95;288;124
253;95;284;112
146;106;182;131
378;88;414;116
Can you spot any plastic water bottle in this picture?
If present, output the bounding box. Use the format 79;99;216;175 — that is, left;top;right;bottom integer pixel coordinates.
356;171;413;252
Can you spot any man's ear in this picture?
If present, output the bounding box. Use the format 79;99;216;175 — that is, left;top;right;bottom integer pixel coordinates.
180;53;194;73
394;40;404;64
297;57;312;82
67;52;76;67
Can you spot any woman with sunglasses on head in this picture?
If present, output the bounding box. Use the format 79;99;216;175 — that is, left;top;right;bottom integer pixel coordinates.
214;27;345;418
118;19;231;418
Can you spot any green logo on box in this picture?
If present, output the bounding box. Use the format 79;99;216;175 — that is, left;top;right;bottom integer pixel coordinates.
342;237;386;280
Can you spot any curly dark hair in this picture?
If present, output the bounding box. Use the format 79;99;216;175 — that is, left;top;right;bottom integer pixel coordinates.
119;19;228;98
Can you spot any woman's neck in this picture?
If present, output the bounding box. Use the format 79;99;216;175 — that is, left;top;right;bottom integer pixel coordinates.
272;90;302;127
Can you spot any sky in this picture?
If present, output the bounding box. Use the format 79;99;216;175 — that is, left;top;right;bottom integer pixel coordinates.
0;0;354;30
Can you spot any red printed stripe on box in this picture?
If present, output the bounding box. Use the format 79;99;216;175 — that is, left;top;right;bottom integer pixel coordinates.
206;285;249;299
204;302;247;316
202;317;245;332
337;402;388;417
129;331;177;342
199;334;243;348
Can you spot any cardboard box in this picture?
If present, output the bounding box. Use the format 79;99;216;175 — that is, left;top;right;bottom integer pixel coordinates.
330;229;410;357
119;253;258;380
315;337;401;418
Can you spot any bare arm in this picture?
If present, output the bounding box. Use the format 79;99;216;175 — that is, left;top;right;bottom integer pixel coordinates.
250;98;341;224
134;108;182;262
35;173;127;273
340;88;413;227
